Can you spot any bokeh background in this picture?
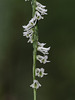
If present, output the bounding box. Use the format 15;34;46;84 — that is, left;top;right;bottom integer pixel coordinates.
0;0;75;100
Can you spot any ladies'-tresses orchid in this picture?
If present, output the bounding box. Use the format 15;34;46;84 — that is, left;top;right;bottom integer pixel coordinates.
35;68;48;78
36;55;50;64
23;0;50;92
30;80;41;89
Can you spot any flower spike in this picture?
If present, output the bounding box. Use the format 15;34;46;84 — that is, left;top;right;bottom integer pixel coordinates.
23;0;50;94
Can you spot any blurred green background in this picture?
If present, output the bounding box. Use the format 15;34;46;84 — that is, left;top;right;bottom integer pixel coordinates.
0;0;75;100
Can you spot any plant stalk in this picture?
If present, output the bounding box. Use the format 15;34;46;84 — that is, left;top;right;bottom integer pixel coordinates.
32;0;38;100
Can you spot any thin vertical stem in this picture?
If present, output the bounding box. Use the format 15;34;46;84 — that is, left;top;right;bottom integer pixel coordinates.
33;26;38;100
32;0;38;100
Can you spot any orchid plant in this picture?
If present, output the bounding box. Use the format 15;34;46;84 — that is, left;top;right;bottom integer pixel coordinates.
23;0;50;100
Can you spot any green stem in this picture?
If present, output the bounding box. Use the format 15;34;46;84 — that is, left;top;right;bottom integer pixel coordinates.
33;26;38;100
32;0;38;100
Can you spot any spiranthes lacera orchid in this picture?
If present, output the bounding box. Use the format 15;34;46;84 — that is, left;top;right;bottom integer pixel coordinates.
23;0;50;100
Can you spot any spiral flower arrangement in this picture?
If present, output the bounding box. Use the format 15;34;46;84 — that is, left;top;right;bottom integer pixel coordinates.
23;0;50;100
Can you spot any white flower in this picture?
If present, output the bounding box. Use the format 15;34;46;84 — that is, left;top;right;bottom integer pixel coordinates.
37;46;50;55
29;15;37;26
36;1;46;8
36;1;47;15
35;68;48;78
36;55;50;64
30;80;41;89
23;29;33;38
37;42;50;54
38;42;46;47
35;11;44;20
36;6;47;15
23;28;33;43
22;23;32;31
22;15;37;31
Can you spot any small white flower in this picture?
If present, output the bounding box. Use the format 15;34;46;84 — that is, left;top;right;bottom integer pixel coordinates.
30;80;41;89
35;68;48;78
35;11;44;20
36;55;50;64
36;1;46;8
37;46;50;55
22;24;32;31
37;42;50;54
29;16;37;26
23;15;37;31
36;6;47;15
23;29;33;38
38;42;46;47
